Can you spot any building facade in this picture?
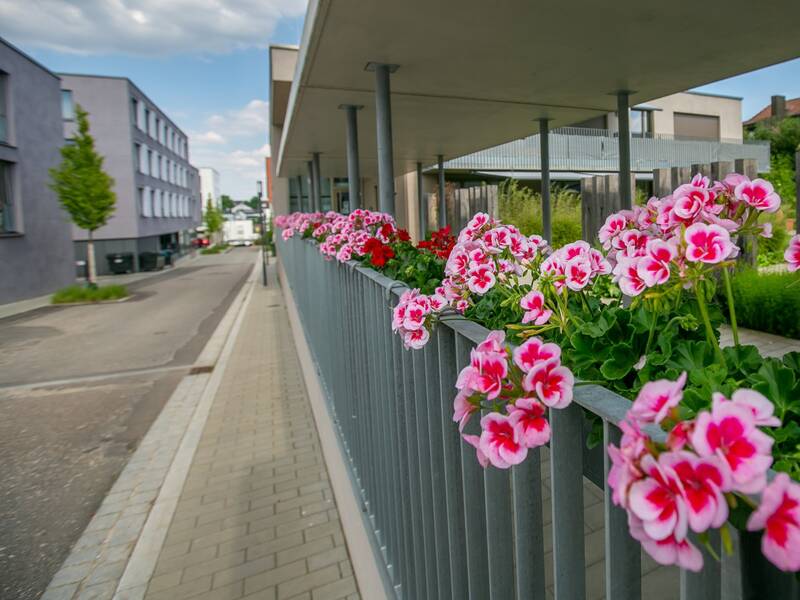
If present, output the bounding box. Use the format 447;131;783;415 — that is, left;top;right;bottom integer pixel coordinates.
60;74;201;274
0;38;75;305
199;167;220;212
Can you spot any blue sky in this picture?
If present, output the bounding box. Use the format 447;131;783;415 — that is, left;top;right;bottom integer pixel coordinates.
1;1;798;198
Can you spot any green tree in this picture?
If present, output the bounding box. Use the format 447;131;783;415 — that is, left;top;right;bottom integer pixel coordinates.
204;196;224;242
49;105;116;285
220;194;234;212
748;117;800;216
246;195;261;211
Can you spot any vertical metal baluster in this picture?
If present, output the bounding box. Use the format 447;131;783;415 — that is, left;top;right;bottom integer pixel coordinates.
425;330;452;599
550;403;586;600
455;333;490;599
370;281;389;556
680;532;721;600
604;421;641;600
438;326;468;599
483;419;514;599
512;448;546;599
394;334;415;596
402;347;427;599
413;347;438;598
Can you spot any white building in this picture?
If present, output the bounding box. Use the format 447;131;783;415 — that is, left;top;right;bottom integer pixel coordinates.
199;167;221;212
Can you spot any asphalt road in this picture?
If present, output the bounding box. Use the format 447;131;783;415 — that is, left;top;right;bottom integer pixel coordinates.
0;249;255;600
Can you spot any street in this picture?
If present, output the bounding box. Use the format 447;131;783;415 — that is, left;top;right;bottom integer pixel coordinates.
0;249;255;600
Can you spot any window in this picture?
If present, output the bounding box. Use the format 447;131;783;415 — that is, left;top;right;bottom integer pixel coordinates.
60;90;75;121
0;72;8;144
0;161;16;232
134;143;141;172
150;150;157;176
674;112;720;141
153;189;162;217
629;109;652;138
158;118;165;145
135;99;146;130
148;110;156;138
138;187;146;216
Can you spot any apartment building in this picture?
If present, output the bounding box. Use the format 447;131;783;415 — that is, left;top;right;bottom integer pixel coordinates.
199;167;221;213
0;37;74;304
60;74;201;274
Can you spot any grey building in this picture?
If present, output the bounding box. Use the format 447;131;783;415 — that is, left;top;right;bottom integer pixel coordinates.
60;74;201;274
0;37;75;305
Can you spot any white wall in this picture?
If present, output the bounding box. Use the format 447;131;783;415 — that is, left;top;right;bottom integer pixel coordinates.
199;167;221;212
647;92;743;141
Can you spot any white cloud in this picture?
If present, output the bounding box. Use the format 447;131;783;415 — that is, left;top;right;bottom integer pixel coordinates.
0;0;307;56
194;131;226;144
207;100;269;137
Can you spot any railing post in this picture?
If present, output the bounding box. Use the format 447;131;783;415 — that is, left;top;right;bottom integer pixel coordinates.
512;450;546;599
680;532;721;600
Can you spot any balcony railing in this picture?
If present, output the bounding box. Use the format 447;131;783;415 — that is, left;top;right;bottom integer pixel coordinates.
278;235;797;600
442;127;771;173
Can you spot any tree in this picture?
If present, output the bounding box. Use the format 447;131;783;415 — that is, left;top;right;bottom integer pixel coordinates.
247;195;262;211
748;117;800;216
220;194;234;212
204;196;224;243
50;105;116;286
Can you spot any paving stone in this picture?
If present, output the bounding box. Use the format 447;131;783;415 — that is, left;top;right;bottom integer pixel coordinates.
310;576;358;600
243;561;308;596
277;565;340;600
276;537;334;567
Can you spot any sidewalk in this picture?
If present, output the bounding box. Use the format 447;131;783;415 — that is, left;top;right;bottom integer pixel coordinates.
42;266;360;600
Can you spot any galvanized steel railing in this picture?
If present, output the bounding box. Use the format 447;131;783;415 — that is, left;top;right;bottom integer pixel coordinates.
278;235;786;600
441;127;770;173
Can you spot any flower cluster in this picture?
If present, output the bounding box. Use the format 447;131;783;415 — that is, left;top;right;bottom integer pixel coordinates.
607;375;799;572
455;331;574;469
441;213;547;311
599;174;779;297
538;240;611;293
418;225;456;259
786;234;800;273
391;289;445;349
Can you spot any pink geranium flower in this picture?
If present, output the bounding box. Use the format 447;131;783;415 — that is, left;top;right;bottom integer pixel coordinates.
403;328;430;350
613;256;646;297
512;337;561;373
608;419;649;508
746;473;800;572
628;453;688;542
467;265;496;295
735;178;781;213
508;397;551;448
462;433;489;468
684;223;736;264
599;214;627;249
464;348;508;401
565;256;593;291
628;513;703;572
453;390;477;431
520;290;552;325
691;398;773;494
785;235;800;272
522;359;573;409
478;412;528;469
661;451;729;533
638;239;677;287
730;389;781;427
629;373;687;425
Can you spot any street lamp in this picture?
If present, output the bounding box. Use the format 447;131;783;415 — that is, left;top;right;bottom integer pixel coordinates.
257;180;268;286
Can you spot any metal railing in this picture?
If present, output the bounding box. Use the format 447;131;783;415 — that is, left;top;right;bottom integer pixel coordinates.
442;126;770;173
278;235;795;600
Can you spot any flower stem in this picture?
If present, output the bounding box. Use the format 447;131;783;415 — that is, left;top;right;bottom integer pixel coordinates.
694;282;725;366
721;267;740;348
644;305;658;356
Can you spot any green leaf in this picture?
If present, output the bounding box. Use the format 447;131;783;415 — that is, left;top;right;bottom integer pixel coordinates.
579;311;617;338
600;344;638;380
752;360;797;421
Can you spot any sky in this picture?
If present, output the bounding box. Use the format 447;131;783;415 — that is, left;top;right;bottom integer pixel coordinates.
0;1;799;199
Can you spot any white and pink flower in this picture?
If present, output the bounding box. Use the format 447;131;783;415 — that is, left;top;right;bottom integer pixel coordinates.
629;373;687;425
747;473;800;572
785;234;800;272
520;290;552;325
478;412;528;469
684;223;736;264
735;178;781;213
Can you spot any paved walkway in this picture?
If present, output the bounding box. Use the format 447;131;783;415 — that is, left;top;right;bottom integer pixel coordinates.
41;268;360;600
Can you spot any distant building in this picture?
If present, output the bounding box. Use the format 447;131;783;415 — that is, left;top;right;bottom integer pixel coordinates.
59;74;201;274
744;95;800;128
0;37;75;305
199;167;220;212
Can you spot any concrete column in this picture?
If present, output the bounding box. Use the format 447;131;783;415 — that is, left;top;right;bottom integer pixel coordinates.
438;154;446;228
373;63;396;215
306;161;316;212
417;162;427;238
617;91;632;210
539;119;552;242
343;105;361;212
296;175;304;212
311;153;322;211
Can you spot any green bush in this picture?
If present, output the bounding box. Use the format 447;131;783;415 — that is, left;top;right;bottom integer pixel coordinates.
200;244;229;255
756;211;791;267
52;284;128;304
726;270;800;339
497;179;582;248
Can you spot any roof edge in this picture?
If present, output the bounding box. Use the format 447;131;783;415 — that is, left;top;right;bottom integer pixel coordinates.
0;36;60;80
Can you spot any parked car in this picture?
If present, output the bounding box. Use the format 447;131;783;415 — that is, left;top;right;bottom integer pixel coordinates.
191;238;210;248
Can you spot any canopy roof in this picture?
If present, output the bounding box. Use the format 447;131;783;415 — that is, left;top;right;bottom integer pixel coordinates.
276;0;800;178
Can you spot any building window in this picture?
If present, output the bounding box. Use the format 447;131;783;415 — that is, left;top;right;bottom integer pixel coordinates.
61;90;75;120
148;110;156;138
154;189;162;217
134;143;141;171
150;150;157;176
0;161;16;232
674;112;720;141
629;109;652;138
0;72;8;144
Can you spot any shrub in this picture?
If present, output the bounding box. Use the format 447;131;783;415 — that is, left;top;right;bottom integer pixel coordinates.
497;179;582;248
52;284;128;304
200;244;229;255
726;269;800;339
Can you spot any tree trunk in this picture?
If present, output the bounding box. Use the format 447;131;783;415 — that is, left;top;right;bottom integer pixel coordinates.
86;229;97;287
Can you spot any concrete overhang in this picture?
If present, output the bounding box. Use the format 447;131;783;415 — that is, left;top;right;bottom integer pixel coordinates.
276;0;800;178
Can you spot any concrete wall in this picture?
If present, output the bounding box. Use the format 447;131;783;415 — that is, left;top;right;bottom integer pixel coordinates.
0;39;75;304
647;91;743;141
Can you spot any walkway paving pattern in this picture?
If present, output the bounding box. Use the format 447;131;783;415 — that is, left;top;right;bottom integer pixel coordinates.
141;283;359;600
41;273;360;600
